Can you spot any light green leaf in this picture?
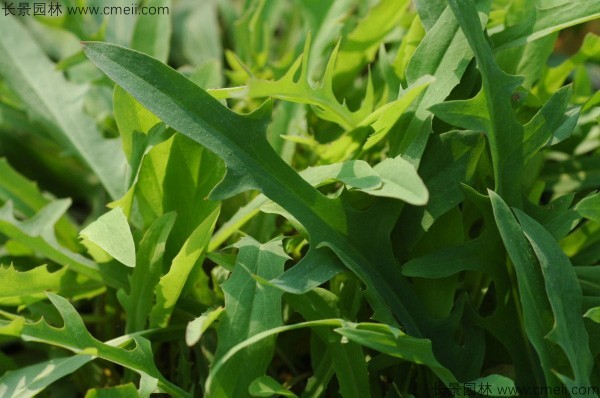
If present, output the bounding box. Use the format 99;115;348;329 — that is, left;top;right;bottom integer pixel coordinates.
172;0;222;67
0;356;92;398
0;200;101;282
120;213;176;333
185;307;224;347
491;1;600;51
0;159;79;250
249;376;297;398
301;160;381;190
368;157;428;205
0;16;126;199
150;207;220;328
0;264;103;306
80;207;136;268
247;36;369;130
574;192;600;222
413;0;446;31
114;85;161;166
131;0;172;63
84;383;139;398
584;307;600;324
333;0;410;87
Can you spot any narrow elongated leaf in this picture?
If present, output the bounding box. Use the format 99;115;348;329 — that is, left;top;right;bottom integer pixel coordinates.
490;191;564;387
413;0;446;31
114;86;161;166
514;210;594;389
120;213;176;333
150;207;220;328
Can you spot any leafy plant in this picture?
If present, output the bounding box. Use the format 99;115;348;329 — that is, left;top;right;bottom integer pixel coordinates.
1;0;599;397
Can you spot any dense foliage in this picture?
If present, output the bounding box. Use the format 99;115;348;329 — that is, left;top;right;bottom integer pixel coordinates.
1;0;600;396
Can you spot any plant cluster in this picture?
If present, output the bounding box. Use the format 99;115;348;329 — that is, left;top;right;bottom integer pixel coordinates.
0;0;599;397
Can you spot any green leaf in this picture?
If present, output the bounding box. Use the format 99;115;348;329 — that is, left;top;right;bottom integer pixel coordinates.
114;133;224;260
368;157;428;205
584;307;600;324
333;0;411;87
80;207;136;268
248;376;297;398
390;0;490;162
491;1;600;52
0;159;79;250
300;0;357;83
466;375;517;397
247;37;370;130
575;192;600;222
0;16;126;199
267;248;344;294
334;322;457;385
285;289;370;398
185;306;224;347
448;0;525;207
0;356;92;398
0;293;188;397
120;213;176;333
0;264;103;306
113;86;161;166
413;0;446;31
84;383;139;398
490;190;565;387
172;0;222;67
0;200;101;282
514;209;595;389
131;0;172;63
150;207;220;328
206;320;345;395
210;237;288;397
